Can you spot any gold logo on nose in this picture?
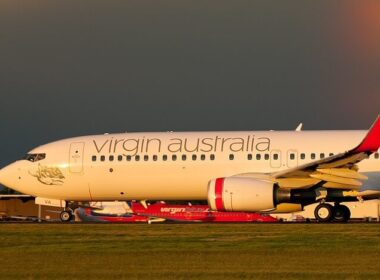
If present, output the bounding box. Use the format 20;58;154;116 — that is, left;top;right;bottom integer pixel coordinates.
29;165;65;185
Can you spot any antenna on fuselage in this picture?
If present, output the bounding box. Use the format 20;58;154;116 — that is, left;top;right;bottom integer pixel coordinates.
295;123;303;132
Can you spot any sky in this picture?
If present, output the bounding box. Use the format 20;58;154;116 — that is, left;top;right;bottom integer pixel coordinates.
0;1;380;170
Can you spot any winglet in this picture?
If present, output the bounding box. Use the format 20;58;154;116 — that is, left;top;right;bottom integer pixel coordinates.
354;115;380;153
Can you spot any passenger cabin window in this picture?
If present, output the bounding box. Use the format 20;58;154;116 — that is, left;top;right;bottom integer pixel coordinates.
118;155;123;161
264;154;269;160
300;153;305;160
109;155;114;161
100;156;105;162
135;155;140;161
144;155;149;161
153;155;158;161
163;155;168;161
273;154;279;160
172;155;177;161
23;153;46;162
126;155;132;161
290;153;295;160
311;153;316;160
256;154;261;160
201;155;206;161
320;153;325;159
247;154;253;160
375;153;379;159
229;154;234;160
329;153;334;157
182;155;187;161
92;155;97;162
210;154;215;160
192;155;197;161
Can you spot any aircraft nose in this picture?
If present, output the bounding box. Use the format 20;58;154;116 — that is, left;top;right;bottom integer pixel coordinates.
0;162;21;189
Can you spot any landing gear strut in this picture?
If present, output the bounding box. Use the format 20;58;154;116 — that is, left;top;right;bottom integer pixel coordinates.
314;203;351;223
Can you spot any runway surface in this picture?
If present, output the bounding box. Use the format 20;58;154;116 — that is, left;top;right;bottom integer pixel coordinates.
0;223;380;279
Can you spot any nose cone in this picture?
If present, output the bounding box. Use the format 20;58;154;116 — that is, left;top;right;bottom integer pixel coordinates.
0;162;21;190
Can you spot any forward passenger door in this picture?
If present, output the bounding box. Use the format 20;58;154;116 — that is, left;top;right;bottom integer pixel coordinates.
69;142;85;173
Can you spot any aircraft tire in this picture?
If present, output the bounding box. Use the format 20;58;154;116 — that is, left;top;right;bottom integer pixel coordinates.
333;205;351;223
60;210;73;222
314;203;334;223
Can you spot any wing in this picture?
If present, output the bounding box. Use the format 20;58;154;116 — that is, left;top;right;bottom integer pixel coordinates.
236;116;380;192
272;116;380;190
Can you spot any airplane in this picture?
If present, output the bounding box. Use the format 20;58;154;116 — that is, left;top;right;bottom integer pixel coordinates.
75;201;277;223
0;116;380;223
75;202;164;223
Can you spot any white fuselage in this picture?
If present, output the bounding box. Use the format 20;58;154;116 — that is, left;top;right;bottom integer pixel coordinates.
1;130;380;201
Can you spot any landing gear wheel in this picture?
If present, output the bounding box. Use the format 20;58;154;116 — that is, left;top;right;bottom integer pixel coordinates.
314;203;334;222
60;210;73;222
333;205;351;223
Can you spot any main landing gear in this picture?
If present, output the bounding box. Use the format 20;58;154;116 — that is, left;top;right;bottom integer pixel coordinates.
314;203;351;223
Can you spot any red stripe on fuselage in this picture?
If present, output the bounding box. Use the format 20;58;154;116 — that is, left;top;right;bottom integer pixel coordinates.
215;178;225;211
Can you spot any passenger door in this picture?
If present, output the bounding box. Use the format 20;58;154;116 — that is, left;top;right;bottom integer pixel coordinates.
69;142;85;173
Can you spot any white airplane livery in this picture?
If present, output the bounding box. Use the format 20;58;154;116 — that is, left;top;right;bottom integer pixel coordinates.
1;116;380;222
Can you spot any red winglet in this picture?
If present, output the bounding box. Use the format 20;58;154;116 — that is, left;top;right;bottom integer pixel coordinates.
355;115;380;153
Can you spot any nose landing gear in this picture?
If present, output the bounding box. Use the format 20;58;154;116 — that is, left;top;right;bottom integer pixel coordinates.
60;209;74;222
314;203;351;223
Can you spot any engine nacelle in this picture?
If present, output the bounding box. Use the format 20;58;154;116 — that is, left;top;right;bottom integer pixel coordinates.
208;177;278;212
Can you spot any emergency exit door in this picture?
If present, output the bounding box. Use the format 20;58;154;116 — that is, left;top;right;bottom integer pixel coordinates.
69;142;85;173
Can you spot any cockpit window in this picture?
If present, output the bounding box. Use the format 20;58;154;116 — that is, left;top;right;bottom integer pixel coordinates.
22;153;46;162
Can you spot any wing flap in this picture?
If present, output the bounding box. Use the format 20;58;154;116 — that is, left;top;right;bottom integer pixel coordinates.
323;182;361;190
276;178;321;189
316;168;368;180
310;173;362;187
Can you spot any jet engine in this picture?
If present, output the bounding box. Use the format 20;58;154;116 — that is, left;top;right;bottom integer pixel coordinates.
208;177;290;212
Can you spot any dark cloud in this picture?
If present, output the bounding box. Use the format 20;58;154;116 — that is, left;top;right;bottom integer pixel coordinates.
0;1;379;168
